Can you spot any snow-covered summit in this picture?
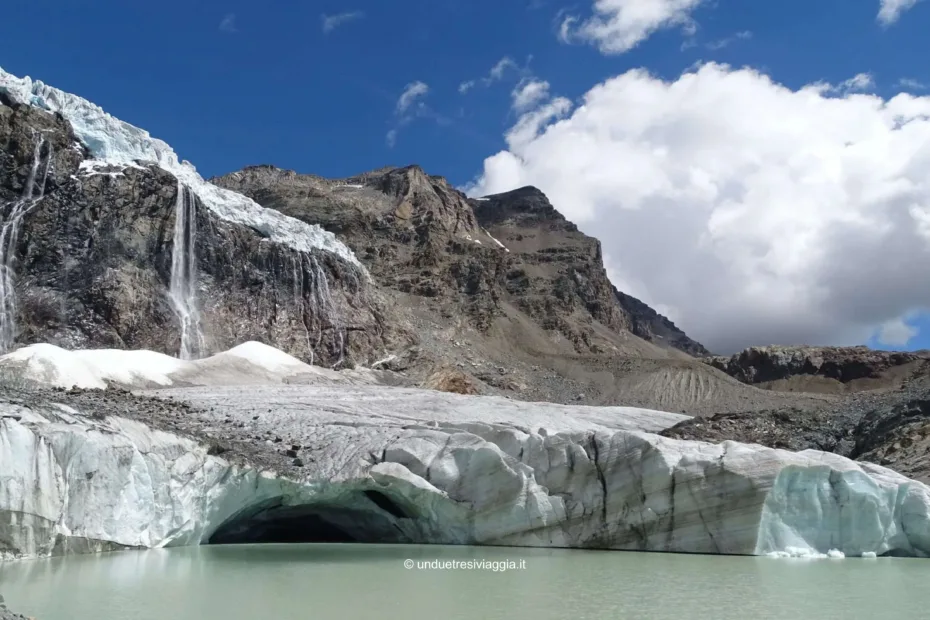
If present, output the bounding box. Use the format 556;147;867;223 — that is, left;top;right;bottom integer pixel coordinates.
0;67;363;270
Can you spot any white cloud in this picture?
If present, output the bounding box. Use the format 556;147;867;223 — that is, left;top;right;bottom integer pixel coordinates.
898;77;928;91
467;63;930;353
876;317;919;346
878;0;923;26
838;72;876;93
322;11;365;34
459;57;524;93
219;13;238;33
396;81;429;115
512;79;551;112
704;30;753;50
561;0;707;54
386;82;431;147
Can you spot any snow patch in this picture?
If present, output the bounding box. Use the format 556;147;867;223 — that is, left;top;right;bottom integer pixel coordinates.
222;341;309;374
0;67;365;272
481;227;510;252
370;354;397;368
0;341;335;390
1;344;186;389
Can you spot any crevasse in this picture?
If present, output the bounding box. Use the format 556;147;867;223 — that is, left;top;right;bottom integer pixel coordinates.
0;67;366;273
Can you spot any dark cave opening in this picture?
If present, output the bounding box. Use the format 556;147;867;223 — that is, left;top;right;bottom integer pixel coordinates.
206;490;419;545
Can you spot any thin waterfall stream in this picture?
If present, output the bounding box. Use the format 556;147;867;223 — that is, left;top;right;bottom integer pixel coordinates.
169;180;206;360
0;133;52;352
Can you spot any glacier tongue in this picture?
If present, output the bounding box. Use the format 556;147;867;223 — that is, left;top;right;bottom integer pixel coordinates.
0;67;364;272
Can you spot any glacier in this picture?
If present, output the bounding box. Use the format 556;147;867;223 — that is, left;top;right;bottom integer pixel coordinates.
3;344;930;561
0;67;364;272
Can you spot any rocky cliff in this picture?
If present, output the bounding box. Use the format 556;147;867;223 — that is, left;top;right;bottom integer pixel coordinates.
212;166;791;412
0;69;397;368
706;345;930;393
614;288;711;357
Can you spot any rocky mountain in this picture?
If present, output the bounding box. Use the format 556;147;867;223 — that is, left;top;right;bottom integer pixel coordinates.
0;66;868;418
212;165;814;412
0;70;399;368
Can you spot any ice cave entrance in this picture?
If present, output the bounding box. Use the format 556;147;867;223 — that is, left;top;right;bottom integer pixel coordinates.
207;490;418;545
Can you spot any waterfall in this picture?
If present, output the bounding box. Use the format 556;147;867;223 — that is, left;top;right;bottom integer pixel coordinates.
291;253;315;366
169;180;205;360
289;251;349;368
0;134;52;352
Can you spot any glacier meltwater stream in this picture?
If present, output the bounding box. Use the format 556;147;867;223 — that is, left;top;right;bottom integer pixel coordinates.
3;544;930;619
168;181;206;361
0;132;52;353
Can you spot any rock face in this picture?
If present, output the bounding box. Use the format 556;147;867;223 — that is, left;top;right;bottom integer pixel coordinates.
3;369;930;561
661;375;930;484
706;345;930;392
847;387;930;482
471;186;632;346
214;170;637;349
614;288;711;357
210;166;758;410
0;68;395;368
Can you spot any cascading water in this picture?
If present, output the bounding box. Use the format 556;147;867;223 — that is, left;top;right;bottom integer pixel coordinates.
169;180;206;360
0;133;52;352
289;251;350;368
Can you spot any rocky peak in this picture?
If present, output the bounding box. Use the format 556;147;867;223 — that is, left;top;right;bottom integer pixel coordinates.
367;165;485;240
614;288;711;357
472;186;573;230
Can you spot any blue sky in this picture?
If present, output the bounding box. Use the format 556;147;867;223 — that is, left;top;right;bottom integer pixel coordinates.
2;0;929;352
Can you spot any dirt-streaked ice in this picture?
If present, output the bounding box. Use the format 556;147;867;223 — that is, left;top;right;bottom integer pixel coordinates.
3;343;930;561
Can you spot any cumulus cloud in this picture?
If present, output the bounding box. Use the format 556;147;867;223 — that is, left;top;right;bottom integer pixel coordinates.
561;0;707;54
512;79;551;112
322;11;365;33
466;63;930;353
876;318;919;346
878;0;923;25
219;13;238;33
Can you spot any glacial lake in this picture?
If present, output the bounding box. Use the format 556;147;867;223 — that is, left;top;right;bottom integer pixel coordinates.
3;544;930;619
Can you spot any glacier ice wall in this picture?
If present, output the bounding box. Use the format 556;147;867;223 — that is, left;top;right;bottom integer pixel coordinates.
0;67;364;272
4;393;930;561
